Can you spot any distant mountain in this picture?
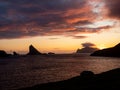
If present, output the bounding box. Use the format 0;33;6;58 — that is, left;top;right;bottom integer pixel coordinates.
76;47;99;53
27;45;41;55
91;43;120;57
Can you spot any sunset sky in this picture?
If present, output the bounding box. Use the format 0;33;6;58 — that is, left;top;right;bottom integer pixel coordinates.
0;0;120;54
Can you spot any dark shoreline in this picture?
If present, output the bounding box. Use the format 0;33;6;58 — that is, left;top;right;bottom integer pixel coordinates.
19;68;120;90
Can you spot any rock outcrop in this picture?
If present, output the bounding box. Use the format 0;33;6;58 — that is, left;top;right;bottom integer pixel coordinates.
27;45;41;55
91;43;120;57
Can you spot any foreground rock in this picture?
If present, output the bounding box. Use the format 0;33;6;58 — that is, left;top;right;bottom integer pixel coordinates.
91;43;120;57
27;45;41;55
19;68;120;90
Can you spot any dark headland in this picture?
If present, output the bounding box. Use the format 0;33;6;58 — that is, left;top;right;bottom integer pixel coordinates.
0;50;11;57
91;43;120;57
19;68;120;90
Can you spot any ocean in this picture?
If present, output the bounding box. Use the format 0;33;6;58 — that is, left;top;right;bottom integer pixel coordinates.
0;54;120;90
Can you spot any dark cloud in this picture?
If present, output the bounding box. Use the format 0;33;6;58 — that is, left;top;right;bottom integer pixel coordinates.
67;25;112;34
74;20;92;25
0;0;113;39
76;42;99;53
82;42;96;48
105;0;120;19
49;38;59;40
72;36;87;39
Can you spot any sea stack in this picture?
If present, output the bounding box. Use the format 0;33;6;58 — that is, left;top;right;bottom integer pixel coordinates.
91;43;120;57
27;45;41;55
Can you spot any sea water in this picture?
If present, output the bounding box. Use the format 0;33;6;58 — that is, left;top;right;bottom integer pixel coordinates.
0;54;120;90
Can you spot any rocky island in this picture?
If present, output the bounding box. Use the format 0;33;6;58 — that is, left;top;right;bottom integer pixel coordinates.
27;45;41;55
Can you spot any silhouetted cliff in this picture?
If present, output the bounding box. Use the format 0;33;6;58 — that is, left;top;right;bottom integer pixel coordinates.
27;45;41;55
91;43;120;57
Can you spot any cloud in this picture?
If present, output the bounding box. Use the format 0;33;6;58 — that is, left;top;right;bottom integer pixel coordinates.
74;20;92;25
82;42;96;48
67;25;112;34
72;36;87;39
105;0;120;19
0;0;113;39
76;42;99;53
49;38;59;40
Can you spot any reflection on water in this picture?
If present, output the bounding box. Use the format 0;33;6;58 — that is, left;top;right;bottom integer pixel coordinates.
0;54;120;90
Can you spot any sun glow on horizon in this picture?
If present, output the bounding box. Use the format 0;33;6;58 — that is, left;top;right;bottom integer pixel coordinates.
98;44;107;50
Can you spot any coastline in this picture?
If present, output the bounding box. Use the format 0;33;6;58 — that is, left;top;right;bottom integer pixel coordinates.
19;68;120;90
